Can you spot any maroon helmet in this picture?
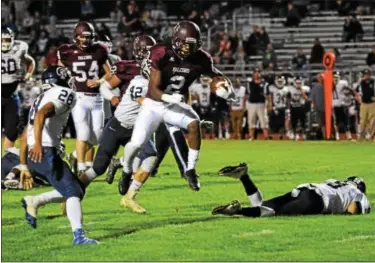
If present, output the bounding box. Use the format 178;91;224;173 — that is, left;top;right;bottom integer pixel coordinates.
73;21;95;50
132;35;156;61
172;21;202;59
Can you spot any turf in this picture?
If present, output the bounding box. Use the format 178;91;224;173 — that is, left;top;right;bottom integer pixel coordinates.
1;140;375;261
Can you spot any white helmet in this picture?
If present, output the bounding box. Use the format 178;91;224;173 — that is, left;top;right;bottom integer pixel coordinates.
1;27;15;52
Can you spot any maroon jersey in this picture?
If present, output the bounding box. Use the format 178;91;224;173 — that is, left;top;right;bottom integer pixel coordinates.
149;43;221;96
57;43;108;93
113;60;140;95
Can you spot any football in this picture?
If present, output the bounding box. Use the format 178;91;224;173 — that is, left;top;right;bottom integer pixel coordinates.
210;76;228;93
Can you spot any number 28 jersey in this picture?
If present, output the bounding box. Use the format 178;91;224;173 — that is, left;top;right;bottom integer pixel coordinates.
27;86;76;148
57;43;108;93
293;179;370;214
114;75;148;127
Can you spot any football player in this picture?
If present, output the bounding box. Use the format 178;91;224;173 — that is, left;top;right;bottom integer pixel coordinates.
121;21;233;192
268;75;289;139
287;76;310;140
1;27;36;149
212;163;370;217
19;66;98;244
57;21;111;176
19;79;42;129
229;78;246;139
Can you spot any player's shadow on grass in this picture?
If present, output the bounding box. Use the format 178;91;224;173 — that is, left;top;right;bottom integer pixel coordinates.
95;216;227;240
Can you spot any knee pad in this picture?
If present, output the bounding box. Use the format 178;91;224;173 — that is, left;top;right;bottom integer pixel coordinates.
92;149;112;176
5;128;18;142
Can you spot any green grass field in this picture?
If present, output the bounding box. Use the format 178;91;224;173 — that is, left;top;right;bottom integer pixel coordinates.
2;140;375;261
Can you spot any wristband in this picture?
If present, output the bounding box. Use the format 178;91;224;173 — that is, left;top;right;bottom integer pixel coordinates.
98;78;105;85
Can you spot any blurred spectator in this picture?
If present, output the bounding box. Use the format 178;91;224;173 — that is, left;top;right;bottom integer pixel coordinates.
220;50;235;70
141;10;156;35
118;2;141;35
2;0;12;25
292;49;307;70
151;0;167;21
188;10;201;27
56;29;70;45
285;3;300;27
336;0;351;16
43;45;58;68
262;43;277;70
216;33;231;57
270;0;285;18
33;11;43;33
244;25;259;56
202;10;214;32
111;0;125;22
309;38;325;65
258;26;270;53
22;11;35;34
234;48;246;75
344;14;364;42
81;0;95;21
366;46;375;71
229;32;240;54
97;22;112;40
36;31;50;56
45;0;57;25
342;18;350;42
14;0;29;25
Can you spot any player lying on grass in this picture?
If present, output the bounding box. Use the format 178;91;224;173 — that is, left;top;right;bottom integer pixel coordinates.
19;66;98;245
212;163;370;217
1;143;65;190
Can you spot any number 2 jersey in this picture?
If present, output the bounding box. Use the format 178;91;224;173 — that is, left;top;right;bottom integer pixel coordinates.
57;43;108;93
114;75;148;127
27;85;76;148
293;179;370;214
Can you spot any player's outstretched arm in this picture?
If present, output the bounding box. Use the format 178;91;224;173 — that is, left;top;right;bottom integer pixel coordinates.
24;54;36;81
29;103;56;163
99;74;121;106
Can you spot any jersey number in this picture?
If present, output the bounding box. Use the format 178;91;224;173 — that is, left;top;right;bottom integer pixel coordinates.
58;90;74;106
165;75;185;93
1;58;17;74
129;86;142;101
327;181;348;189
72;61;99;82
28;94;45;125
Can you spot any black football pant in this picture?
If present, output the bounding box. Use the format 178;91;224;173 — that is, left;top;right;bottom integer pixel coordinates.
1;95;20;142
290;106;306;133
151;123;188;177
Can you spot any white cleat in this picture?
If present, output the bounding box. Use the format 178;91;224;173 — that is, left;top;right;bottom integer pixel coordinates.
120;189;146;214
21;196;39;228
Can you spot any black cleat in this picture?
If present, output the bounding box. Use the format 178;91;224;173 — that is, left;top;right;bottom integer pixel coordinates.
184;169;200;191
118;171;132;195
67;152;77;175
106;157;122;184
212;200;242;216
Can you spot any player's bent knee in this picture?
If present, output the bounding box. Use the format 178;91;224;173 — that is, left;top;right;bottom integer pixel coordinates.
5;129;18;142
92;151;112;176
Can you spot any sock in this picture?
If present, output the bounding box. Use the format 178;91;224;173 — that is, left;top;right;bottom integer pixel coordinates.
240;173;258;196
81;168;98;187
187;148;200;171
5;172;16;180
132;157;141;173
72;151;77;158
249;191;263;207
77;162;86;171
85;161;93;168
34;190;64;206
238;207;261;217
129;179;143;191
66;197;83;232
123;143;140;174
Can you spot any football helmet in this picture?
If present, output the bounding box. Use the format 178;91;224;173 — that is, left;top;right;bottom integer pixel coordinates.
347;176;366;194
133;35;156;62
73;21;95;50
41;66;71;88
1;27;15;52
172;21;202;59
294;76;304;88
275;75;286;89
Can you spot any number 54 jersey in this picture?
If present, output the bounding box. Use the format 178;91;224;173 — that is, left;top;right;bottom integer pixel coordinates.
27;86;76;148
114;75;148;127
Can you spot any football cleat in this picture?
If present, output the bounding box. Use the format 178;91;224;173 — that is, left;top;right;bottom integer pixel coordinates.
184;169;200;191
118;171;132;195
4;179;21;189
120;189;146;214
67;152;77;175
72;228;99;245
21;196;38;228
212;200;242;216
106;157;122;184
218;163;248;179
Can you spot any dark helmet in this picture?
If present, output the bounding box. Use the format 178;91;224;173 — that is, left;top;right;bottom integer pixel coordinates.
333;71;341;84
41;66;70;87
1;27;15;52
275;75;285;88
133;35;156;61
171;21;202;59
73;21;95;50
97;34;113;53
347;176;366;193
294;75;304;87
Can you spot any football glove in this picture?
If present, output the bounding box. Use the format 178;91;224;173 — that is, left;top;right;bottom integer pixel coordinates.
212;200;242;215
218;162;248;179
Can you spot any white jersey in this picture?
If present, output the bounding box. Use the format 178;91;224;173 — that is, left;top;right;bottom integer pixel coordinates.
21;86;42;109
27;85;76;148
231;86;246;110
334;80;353;107
114;75;148;127
294;179;370;214
288;85;310;108
1;40;29;84
192;83;211;108
269;85;289;109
